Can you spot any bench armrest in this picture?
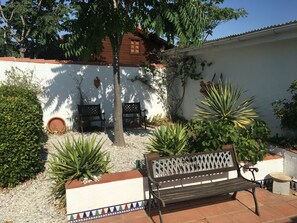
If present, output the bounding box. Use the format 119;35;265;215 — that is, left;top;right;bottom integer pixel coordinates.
147;174;160;187
240;164;258;181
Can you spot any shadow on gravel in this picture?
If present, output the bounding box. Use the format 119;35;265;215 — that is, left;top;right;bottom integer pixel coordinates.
104;127;155;142
41;148;49;164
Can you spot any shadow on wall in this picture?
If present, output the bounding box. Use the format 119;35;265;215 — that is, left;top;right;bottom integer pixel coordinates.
43;63;152;130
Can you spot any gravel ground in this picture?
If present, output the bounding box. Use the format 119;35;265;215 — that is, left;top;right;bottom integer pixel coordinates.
0;128;154;223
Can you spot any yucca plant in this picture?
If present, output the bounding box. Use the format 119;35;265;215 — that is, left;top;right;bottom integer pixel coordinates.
147;124;188;156
48;135;110;206
195;81;258;128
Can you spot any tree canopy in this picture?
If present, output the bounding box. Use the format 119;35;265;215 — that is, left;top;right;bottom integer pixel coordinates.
0;0;247;146
60;0;246;146
0;0;68;58
62;0;246;57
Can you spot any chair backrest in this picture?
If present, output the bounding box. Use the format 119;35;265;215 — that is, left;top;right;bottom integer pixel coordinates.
145;147;239;183
122;102;142;115
77;104;103;119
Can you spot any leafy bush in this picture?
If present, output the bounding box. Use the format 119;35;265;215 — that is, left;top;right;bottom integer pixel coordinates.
1;66;43;95
48;135;111;206
248;119;271;141
272;80;297;133
270;135;297;149
186;119;270;164
148;114;171;126
195;81;258;128
0;85;44;187
190;80;270;164
146;124;188;156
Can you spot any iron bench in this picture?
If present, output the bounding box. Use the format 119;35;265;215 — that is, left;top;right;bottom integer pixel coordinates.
77;104;106;132
122;102;147;130
144;146;261;223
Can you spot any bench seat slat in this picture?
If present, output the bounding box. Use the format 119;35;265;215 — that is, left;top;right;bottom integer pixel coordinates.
157;177;259;204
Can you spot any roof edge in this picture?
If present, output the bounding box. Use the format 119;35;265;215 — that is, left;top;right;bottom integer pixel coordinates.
165;20;297;55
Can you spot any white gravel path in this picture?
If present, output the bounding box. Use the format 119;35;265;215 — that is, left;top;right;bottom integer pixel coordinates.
0;128;154;223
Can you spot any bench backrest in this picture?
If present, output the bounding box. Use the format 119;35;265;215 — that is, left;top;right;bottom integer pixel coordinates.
122;102;142;115
77;104;104;119
145;147;240;182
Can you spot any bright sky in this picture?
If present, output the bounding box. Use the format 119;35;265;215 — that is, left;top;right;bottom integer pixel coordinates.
208;0;297;40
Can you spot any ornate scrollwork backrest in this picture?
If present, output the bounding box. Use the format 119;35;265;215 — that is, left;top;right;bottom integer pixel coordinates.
151;150;235;179
122;102;141;114
78;104;102;115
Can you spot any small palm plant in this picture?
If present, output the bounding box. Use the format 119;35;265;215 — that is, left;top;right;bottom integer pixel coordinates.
48;135;110;206
147;124;188;156
195;81;258;128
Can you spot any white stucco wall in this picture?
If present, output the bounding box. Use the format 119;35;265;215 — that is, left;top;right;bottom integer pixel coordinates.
180;38;297;135
241;158;284;181
0;60;165;129
284;151;297;180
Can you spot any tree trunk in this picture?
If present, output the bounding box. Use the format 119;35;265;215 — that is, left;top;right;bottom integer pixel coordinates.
110;34;125;146
19;47;26;58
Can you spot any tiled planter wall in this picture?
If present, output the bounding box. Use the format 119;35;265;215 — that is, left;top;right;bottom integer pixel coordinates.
66;170;149;222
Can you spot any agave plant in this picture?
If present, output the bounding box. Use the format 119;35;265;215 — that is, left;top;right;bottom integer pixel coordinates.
48;134;110;206
195;81;258;128
146;124;188;156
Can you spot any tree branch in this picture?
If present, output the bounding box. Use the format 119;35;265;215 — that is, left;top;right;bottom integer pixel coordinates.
9;27;21;42
20;15;26;41
0;3;8;23
37;0;43;11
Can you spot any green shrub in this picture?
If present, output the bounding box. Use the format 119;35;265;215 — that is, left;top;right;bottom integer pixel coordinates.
248;119;271;141
272;80;297;133
187;120;236;152
146;124;188;156
48;135;111;206
186;119;270;164
0;85;44;187
270;135;297;149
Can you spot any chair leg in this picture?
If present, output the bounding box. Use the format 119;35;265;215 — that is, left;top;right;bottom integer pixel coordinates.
102;121;106;132
79;120;83;132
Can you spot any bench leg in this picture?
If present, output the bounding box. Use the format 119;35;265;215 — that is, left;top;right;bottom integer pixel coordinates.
156;201;163;223
231;191;237;200
245;188;260;216
147;195;152;216
147;197;163;223
252;188;260;216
